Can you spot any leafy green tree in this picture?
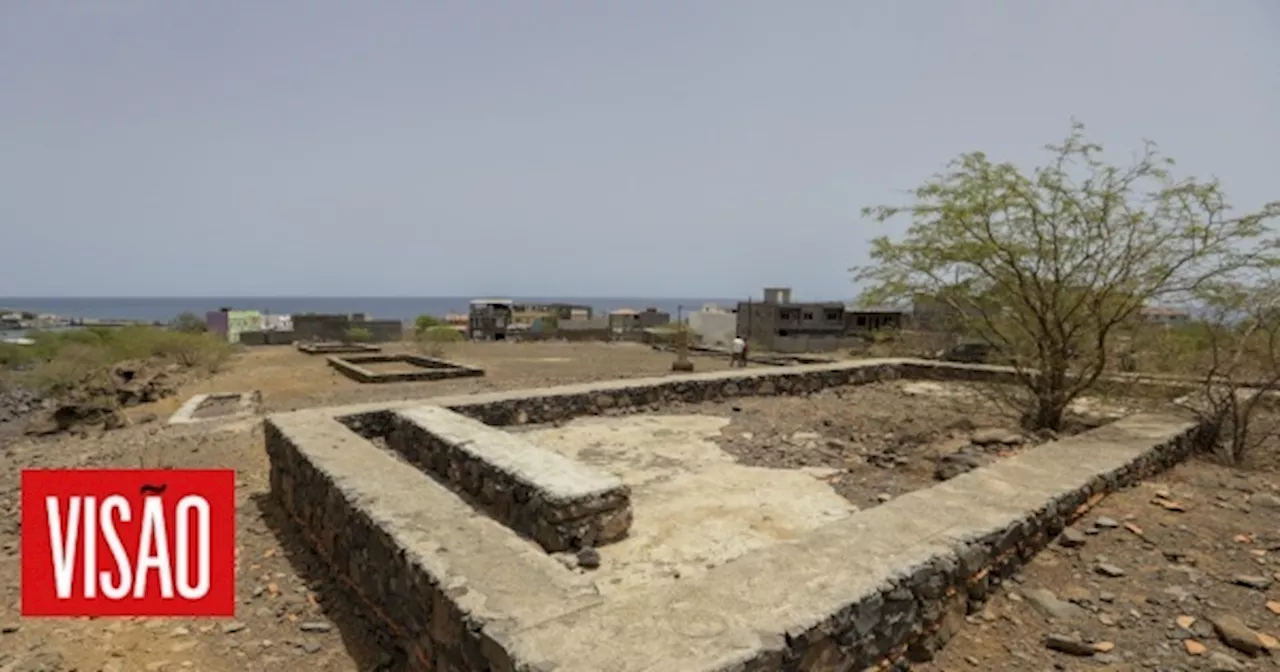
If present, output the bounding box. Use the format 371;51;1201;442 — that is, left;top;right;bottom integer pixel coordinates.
854;121;1280;430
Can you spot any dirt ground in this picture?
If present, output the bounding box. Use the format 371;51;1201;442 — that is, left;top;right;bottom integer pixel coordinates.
1;342;1277;671
649;380;1176;508
0;342;741;672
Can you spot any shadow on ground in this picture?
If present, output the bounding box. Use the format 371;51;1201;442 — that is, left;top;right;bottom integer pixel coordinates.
251;492;407;672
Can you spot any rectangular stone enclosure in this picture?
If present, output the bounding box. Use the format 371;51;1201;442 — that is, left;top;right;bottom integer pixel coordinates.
296;342;382;355
168;391;259;425
326;353;485;383
264;358;1207;671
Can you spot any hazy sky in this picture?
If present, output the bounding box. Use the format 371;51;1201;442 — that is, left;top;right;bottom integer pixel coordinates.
2;1;1277;299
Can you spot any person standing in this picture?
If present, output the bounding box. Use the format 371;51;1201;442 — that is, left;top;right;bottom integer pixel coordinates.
731;336;748;367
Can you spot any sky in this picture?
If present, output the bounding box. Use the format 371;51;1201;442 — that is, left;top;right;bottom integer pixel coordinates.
2;1;1278;300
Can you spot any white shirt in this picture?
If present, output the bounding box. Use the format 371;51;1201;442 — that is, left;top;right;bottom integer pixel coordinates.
731;337;746;354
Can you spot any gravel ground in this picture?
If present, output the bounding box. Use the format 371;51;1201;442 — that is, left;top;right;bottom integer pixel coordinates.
650;380;1170;508
1;343;1277;671
917;461;1280;671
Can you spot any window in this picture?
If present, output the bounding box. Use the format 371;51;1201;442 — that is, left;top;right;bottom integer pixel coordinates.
825;309;844;322
780;309;800;320
856;315;867;327
802;311;814;320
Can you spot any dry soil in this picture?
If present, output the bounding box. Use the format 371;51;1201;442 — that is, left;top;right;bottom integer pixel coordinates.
0;342;1277;672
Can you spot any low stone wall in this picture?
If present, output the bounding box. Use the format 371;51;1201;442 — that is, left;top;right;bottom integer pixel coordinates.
296;342;381;355
326;354;485;383
264;358;1213;671
390;406;632;552
238;330;296;346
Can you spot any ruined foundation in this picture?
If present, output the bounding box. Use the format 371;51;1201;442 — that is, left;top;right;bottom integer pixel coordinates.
167;392;260;425
296;342;382;355
326;353;485;383
264;358;1206;671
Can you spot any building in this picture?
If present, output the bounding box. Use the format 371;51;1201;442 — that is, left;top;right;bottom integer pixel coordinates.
204;308;263;344
291;313;403;343
468;299;515;340
1140;306;1191;326
511;303;593;325
608;307;670;333
687;304;737;347
735;288;905;353
845;307;906;332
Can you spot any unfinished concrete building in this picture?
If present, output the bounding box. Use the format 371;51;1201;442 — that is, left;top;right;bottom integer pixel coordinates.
736;288;906;353
468;299;515;340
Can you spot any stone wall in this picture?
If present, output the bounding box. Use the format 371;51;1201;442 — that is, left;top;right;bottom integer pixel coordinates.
326;354;485;383
293;314;404;343
265;358;1213;671
296;342;381;354
389;406;632;552
238;330;296;346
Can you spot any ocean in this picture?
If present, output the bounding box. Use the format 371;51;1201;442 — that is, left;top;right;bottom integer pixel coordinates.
0;296;738;336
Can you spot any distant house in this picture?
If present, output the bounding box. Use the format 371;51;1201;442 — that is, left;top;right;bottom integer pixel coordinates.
1140;306;1191;326
735;287;904;352
608;307;670;333
205;307;263;344
468;299;514;340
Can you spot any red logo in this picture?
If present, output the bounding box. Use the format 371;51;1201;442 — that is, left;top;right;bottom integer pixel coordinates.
21;469;236;617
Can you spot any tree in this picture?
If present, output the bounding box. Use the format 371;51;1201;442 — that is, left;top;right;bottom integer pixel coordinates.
168;312;207;334
853;121;1280;431
1165;278;1280;466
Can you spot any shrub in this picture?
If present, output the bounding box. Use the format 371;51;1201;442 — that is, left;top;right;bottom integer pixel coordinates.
7;325;234;396
416;325;463;357
345;327;373;343
414;314;446;334
169;311;208;334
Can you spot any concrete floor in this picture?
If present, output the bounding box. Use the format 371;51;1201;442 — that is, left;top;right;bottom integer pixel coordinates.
519;415;859;595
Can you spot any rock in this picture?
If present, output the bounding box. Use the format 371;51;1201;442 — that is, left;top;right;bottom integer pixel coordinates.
1044;633;1095;656
1059;527;1087;548
1210;614;1264;656
1206;652;1246;671
934;452;985;481
1023;588;1086;621
1095;563;1126;578
1094;516;1120;529
1251;493;1280;510
576;547;601;569
300;641;322;654
298;621;331;633
222;621;248;634
1183;639;1207;655
12;651;65;672
971;428;1022;446
1231;574;1273;590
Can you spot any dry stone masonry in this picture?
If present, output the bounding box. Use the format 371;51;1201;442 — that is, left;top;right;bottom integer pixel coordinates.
389;406;632;552
326;353;485;383
264;357;1211;671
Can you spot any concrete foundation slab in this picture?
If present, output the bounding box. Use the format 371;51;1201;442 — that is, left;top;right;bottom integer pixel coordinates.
264;358;1207;671
296;342;382;354
167;392;260;425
